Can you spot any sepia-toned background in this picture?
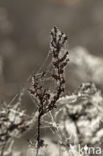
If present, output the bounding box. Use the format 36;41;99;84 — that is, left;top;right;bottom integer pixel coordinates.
0;0;103;155
0;0;103;102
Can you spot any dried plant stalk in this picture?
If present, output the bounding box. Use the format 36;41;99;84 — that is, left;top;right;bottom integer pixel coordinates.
29;26;69;155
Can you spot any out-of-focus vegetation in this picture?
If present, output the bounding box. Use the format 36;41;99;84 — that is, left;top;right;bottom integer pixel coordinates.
0;0;103;100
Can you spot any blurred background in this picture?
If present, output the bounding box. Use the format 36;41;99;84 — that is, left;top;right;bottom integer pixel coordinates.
0;0;103;101
0;1;103;155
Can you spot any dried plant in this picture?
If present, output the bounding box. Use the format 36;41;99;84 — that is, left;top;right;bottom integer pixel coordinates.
28;26;69;155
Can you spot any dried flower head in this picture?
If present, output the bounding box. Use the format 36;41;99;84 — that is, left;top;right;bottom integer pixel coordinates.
29;27;69;154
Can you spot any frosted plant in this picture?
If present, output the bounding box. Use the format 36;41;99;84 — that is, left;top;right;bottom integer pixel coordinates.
57;82;103;147
0;101;32;156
